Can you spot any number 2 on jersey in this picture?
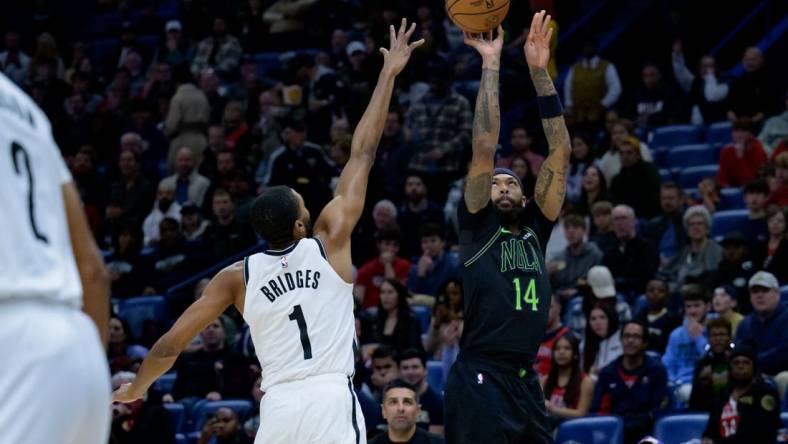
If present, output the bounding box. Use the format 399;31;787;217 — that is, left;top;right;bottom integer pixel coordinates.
288;305;313;360
513;277;538;311
10;141;48;244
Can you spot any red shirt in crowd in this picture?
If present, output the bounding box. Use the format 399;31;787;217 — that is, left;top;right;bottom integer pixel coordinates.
717;139;768;187
534;326;571;378
355;257;411;309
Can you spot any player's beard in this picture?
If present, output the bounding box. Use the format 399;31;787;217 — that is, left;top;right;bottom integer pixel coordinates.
494;199;524;227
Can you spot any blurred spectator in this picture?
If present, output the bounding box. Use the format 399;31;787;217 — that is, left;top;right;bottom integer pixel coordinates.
196;407;253;444
397;174;445;260
262;0;321;50
361;279;424;354
591;321;668;444
726;47;776;123
657;205;722;292
142;181;182;246
735;271;788;395
566;133;596;203
191;18;243;81
238;0;268;52
0;31;31;85
105;225;147;298
589;201;616;252
373;200;399;231
424;279;463;361
768;152;788;206
549;214;603;299
355;228;412;309
495;125;544;179
580;302;622;377
110;22;151;75
369;345;400;401
200;69;228;125
574;165;609;217
110;147;156;228
204;150;253;210
369;379;444;444
251;90;286;180
642;182;688;266
108;315;149;374
689;318;733;413
739;179;770;244
202;189;257;263
670;40;728;124
701;342;781;444
373;110;412;199
396;349;444;434
540;334;594;428
165;74;210;168
629;62;685;131
602;205;659;297
29;32;65;80
535;294;571;379
263;119;333;217
610;137;662;219
662;284;710;403
110;373;175;444
156;20;195;68
716;117;768;188
751;206;788;284
341;41;377;124
711;232;756;315
405;61;472;201
223;101;253;155
407;224;458;297
635;278;681;354
288;53;345;143
201;125;227;180
181;203;210;243
563;42;622;131
697;177;722;214
143;218;204;292
566;265;632;339
242;376;264;441
160;147;211;207
757;91;788;153
508;155;538;199
712;285;744;336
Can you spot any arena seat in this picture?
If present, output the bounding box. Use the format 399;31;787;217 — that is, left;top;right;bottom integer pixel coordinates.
720;188;745;210
154;372;177;395
555;416;624;444
650;125;702;150
118;296;168;339
175;433;186;444
411;306;432;334
427;361;445;393
710;209;749;238
665;144;717;170
677;165;718;189
653;413;709;444
252;52;282;76
781;411;788;427
164;403;186;433
705;121;733;146
192;400;254;432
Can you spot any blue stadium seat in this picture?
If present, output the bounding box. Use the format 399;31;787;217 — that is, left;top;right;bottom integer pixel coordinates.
164;403;186;433
154;372;177;394
711;209;749;238
555;416;624;444
706;121;733;146
175;433;186;444
411;306;431;334
427;361;445;393
665;144;717;170
650;125;702;150
720;188;745;210
659;169;672;182
187;431;201;444
192;400;254;432
653;413;709;444
118;296;168;338
677;165;718;189
781;411;788;427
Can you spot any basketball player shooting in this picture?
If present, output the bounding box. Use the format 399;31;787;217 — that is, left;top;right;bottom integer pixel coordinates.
113;19;424;444
444;11;568;444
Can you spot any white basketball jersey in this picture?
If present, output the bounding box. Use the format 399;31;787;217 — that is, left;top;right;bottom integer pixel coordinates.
243;238;356;391
0;73;82;307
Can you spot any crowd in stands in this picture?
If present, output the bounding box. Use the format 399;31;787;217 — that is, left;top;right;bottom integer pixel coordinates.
2;0;786;443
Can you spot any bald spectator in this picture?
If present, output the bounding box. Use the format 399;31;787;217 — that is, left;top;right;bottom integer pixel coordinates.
602;205;659;297
142;181;182;246
727;47;777;123
717;118;768;188
160;147;211;207
609;137;662;219
191;18;243;80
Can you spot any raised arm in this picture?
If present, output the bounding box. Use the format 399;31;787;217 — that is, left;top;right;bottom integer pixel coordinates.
462;26;503;214
526;11;570;221
314;20;423;268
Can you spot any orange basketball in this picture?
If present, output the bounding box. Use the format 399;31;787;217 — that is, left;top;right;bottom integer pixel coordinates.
446;0;510;33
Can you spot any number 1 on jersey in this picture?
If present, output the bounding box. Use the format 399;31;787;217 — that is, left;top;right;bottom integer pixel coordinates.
288;305;313;360
513;277;538;312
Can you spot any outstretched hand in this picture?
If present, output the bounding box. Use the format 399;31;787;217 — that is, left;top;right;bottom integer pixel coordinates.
463;25;504;61
112;383;143;404
380;18;425;76
524;10;553;70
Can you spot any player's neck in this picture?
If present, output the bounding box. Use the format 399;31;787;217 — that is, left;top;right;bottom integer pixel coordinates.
388;425;417;442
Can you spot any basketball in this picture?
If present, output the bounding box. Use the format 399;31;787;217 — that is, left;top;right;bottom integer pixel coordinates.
446;0;510;33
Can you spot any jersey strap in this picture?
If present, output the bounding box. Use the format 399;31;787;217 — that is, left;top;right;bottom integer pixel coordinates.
243;256;249;286
314;237;327;260
464;227;504;268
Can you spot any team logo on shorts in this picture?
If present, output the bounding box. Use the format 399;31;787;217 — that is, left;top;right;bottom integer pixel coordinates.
281;256;289;268
477;373;484;384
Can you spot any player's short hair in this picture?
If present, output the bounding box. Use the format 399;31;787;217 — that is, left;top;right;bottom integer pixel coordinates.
381;378;419;402
250;186;300;247
563;213;585;230
372;345;395;361
682;283;709;303
743;179;769;196
395;348;427;367
591;201;613;216
707;317;732;336
419;223;444;240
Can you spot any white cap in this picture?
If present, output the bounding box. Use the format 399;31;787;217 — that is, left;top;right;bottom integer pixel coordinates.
587;266;616;298
165;20;182;32
748;271;779;290
346;41;365;57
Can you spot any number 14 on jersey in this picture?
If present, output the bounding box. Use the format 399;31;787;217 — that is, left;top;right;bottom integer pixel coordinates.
513;277;538;312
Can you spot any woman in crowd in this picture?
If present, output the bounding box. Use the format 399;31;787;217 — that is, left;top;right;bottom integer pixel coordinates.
108;315;149;374
580;302;622;377
658;205;723;292
575;165;609;217
541;334;594;428
362;278;424;353
752;205;788;283
598;118;652;183
425;278;463;359
566;133;597;203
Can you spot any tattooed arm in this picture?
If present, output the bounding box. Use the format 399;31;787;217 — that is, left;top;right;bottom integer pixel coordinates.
525;11;570;221
462;26;503;214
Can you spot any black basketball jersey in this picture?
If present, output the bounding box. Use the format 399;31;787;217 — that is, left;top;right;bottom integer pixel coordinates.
457;199;555;365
